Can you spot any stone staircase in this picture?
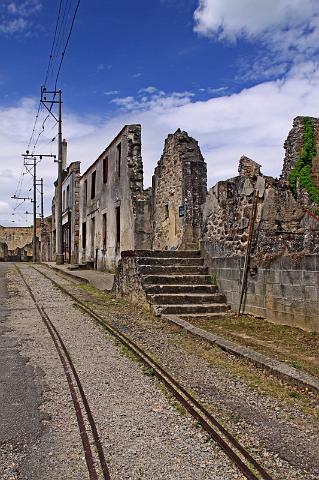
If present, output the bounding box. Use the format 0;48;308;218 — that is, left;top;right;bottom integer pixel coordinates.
135;250;230;317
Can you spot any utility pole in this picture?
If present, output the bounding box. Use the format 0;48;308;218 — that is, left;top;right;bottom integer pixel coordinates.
19;154;56;263
19;155;37;262
33;157;37;262
41;87;64;265
40;178;44;226
57;90;63;264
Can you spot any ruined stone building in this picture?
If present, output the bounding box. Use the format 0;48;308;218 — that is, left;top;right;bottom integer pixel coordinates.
39;115;319;331
199;117;319;331
40;215;52;262
49;161;81;264
115;117;319;332
152;129;207;250
79;125;152;270
62;161;81;264
0;223;41;261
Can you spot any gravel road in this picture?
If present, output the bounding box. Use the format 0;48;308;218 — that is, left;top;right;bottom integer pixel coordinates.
34;264;319;480
4;264;245;479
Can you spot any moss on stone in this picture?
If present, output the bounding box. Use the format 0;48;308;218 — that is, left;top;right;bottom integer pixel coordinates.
289;117;319;204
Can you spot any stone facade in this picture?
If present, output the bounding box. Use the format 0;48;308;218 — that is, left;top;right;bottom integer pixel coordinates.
200;116;319;331
203;155;319;258
61;161;81;264
201;247;319;332
79;125;152;270
0;224;40;261
40;216;52;262
49;161;81;263
114;251;150;307
152;129;207;250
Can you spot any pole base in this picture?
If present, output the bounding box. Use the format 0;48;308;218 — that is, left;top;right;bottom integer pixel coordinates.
56;254;64;265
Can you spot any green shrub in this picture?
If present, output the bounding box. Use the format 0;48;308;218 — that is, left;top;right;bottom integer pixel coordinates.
289;117;319;205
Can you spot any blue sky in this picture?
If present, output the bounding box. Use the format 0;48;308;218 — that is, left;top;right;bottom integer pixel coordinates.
1;0;319;225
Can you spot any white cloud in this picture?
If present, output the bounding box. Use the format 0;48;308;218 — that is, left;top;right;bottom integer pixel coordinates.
2;62;319;226
0;17;27;34
7;1;42;17
194;0;319;72
104;90;120;96
0;200;10;214
111;89;194;112
194;0;318;39
0;0;42;35
139;86;158;94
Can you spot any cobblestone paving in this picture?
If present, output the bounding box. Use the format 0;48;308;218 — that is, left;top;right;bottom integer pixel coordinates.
34;265;319;480
3;264;244;479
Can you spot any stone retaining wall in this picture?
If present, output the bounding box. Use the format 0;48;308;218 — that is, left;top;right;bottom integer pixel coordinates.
202;242;319;332
114;251;150;309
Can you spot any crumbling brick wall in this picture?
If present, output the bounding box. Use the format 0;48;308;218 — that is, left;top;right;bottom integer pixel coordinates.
152;129;207;250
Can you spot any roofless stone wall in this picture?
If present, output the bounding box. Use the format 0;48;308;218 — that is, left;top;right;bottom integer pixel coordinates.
203;117;319;259
0;224;41;260
152;129;207;250
201;116;319;332
281;116;319;208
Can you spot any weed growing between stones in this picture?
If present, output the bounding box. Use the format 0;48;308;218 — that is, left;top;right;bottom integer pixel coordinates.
209;272;217;285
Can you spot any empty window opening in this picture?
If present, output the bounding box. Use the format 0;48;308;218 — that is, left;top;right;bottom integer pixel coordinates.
91;171;96;199
91;217;95;254
103;213;107;249
116;206;120;246
82;222;86;249
164;204;169;219
62;190;65;211
117;143;121;178
66;185;70;209
103;156;108;183
84;179;88;203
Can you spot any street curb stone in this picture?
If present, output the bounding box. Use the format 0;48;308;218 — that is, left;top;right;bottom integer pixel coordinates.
163;314;319;395
46;265;90;284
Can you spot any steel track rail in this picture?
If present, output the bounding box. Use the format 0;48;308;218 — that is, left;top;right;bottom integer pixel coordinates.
16;265;110;480
34;264;274;480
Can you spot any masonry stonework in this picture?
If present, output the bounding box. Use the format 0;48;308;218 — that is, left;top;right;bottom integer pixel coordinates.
0;224;40;261
281;116;319;206
79;124;152;270
203;156;319;258
37;116;319;332
152;129;207;250
200;116;319;331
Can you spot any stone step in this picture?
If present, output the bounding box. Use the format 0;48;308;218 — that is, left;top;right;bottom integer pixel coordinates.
144;284;218;294
160;303;230;315
177;312;231;319
135;250;201;258
140;265;208;275
148;293;226;305
138;257;204;266
142;275;211;285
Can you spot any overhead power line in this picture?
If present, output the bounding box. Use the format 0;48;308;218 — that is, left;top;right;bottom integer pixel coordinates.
55;0;81;90
43;0;63;88
28;0;81;155
13;0;81;223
